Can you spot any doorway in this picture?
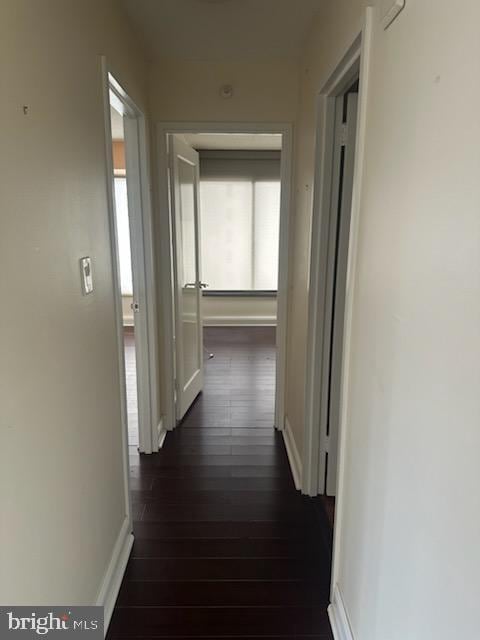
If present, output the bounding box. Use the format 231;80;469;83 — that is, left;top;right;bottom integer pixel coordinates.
109;105;140;446
157;125;292;435
103;66;160;457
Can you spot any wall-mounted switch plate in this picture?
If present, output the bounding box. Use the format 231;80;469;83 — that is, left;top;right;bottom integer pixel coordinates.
80;257;93;295
382;0;405;29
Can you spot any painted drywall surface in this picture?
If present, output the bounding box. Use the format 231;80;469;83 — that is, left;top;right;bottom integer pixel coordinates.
202;296;277;326
293;1;480;639
0;0;148;603
149;58;299;123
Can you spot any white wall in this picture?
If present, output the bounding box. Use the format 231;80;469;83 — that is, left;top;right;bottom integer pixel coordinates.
149;58;299;123
202;296;277;326
290;1;480;639
0;0;148;603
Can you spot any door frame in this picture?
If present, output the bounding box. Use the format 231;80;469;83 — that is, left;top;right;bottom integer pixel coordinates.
101;58;161;458
156;122;293;432
303;9;373;498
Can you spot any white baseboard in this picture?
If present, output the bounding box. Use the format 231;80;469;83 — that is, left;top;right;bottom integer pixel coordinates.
157;417;167;449
282;415;302;491
328;585;355;640
96;516;133;635
203;315;277;326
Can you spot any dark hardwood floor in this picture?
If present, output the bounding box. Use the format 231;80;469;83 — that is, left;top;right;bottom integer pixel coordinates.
108;327;333;639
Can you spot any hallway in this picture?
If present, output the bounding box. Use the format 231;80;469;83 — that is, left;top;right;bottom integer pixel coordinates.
108;327;333;638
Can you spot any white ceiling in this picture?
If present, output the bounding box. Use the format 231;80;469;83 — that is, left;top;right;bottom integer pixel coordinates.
121;0;324;62
182;132;282;150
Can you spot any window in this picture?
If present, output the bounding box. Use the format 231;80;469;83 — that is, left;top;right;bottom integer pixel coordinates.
114;176;133;295
199;152;281;291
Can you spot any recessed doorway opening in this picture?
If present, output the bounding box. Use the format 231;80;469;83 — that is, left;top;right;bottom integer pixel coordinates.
157;124;292;443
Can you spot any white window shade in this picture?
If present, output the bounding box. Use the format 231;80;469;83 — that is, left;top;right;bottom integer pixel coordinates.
199;153;281;291
253;180;281;289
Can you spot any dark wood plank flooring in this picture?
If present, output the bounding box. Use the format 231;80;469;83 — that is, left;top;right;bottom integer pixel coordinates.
108;327;333;639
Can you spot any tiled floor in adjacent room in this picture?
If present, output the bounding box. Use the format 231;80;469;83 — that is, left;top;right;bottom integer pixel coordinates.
109;326;333;639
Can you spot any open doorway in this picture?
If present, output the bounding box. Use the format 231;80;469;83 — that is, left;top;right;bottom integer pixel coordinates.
178;132;281;418
103;67;160;459
174;132;282;433
157;125;292;440
195;136;281;436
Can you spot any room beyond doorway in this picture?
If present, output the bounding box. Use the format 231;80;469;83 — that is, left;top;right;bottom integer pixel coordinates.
157;123;292;435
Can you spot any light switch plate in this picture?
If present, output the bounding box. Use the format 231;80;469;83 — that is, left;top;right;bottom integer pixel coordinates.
80;257;93;295
382;0;405;29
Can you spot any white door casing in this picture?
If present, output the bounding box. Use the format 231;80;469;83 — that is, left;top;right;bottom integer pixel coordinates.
156;122;292;435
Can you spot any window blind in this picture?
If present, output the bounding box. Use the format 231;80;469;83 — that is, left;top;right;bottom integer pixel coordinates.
199;152;281;291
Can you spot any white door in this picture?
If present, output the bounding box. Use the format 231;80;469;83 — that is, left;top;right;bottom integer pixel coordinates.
169;135;204;420
320;90;359;495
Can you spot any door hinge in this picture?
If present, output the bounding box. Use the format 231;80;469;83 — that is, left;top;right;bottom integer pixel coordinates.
340;123;348;146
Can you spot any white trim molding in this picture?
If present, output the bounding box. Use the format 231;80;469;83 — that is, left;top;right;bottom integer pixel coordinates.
282;416;302;491
157;416;167;448
203;315;277;326
328;585;355;640
95;517;134;634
